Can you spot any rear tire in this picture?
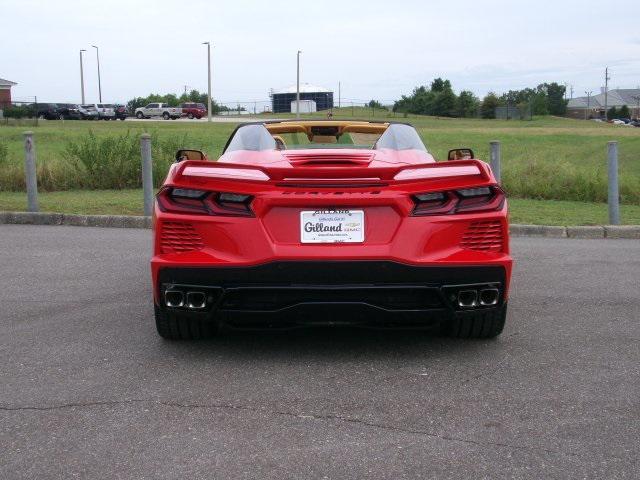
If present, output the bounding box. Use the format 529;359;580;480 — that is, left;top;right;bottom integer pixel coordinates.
154;305;217;340
136;111;144;119
163;112;170;120
447;304;507;339
187;113;194;119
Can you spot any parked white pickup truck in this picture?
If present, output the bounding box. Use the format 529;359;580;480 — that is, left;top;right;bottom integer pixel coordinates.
134;103;183;120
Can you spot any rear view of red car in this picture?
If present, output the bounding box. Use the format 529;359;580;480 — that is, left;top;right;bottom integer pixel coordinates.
179;102;207;119
151;121;512;340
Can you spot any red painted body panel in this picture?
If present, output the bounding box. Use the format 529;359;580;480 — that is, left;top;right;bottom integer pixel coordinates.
151;142;512;305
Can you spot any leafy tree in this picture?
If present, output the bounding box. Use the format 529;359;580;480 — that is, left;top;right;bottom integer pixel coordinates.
542;82;567;115
618;105;630;118
367;99;387;110
456;90;479;117
607;106;618;119
480;93;500;119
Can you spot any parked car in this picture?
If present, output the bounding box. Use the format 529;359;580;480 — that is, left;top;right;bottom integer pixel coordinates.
97;103;116;120
56;104;83;120
135;103;183;120
179;102;207;119
79;104;100;120
611;119;626;125
114;104;128;121
151;120;512;340
36;103;60;120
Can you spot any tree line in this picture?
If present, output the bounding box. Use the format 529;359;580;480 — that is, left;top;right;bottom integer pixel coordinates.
125;90;241;113
391;78;568;118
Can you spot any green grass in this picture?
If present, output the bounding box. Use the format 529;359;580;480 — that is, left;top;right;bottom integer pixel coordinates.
0;115;639;204
1;189;639;225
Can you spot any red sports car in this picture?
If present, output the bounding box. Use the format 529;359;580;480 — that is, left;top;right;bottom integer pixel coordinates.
151;120;512;339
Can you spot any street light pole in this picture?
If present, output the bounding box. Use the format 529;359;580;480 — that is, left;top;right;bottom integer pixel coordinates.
585;91;592;121
296;50;301;119
79;49;86;104
203;42;212;122
91;45;102;102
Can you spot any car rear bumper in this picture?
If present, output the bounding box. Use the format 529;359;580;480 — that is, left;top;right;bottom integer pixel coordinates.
155;261;508;329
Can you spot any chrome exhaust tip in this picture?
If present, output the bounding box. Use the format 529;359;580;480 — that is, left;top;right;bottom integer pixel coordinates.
457;290;477;308
186;291;207;309
479;288;499;306
165;290;184;308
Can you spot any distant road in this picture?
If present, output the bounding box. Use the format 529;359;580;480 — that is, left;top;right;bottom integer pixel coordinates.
1;225;639;478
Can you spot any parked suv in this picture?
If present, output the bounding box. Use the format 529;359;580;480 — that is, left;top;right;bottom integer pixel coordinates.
36;103;60;120
135;103;183;120
56;104;83;120
179;102;207;119
114;104;128;121
79;104;100;120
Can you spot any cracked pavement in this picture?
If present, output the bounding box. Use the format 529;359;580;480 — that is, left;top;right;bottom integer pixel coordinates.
1;225;639;479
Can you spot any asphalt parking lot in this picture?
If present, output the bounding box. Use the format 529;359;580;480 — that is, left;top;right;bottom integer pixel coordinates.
1;225;638;479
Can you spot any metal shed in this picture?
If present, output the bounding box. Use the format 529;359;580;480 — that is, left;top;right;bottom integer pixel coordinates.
270;83;333;113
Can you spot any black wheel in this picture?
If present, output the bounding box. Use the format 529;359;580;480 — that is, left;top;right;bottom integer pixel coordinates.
119;117;126;121
154;305;217;340
163;112;170;120
447;304;507;339
187;113;194;119
136;111;144;119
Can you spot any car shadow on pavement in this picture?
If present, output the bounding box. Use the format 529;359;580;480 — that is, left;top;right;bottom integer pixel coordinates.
156;326;507;363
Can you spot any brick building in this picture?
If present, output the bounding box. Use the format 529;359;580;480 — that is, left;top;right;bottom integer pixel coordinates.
0;77;17;108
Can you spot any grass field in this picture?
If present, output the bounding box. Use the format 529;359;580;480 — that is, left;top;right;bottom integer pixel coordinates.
0;111;639;205
1;189;639;225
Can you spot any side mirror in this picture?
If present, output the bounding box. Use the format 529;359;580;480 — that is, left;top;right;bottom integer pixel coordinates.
175;149;207;162
447;148;474;161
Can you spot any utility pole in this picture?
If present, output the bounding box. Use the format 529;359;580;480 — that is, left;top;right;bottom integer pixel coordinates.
203;42;212;122
584;91;592;120
79;49;86;104
91;45;102;102
632;94;640;120
570;85;574;99
296;50;301;119
604;67;610;120
338;81;341;108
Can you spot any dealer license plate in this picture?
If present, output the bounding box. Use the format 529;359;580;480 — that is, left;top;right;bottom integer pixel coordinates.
300;209;364;243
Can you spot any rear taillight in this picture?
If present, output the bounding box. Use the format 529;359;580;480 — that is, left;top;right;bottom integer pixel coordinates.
157;187;253;216
411;186;504;216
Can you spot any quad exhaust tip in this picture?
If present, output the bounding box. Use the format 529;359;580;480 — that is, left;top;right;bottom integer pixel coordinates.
186;291;207;309
479;288;499;306
457;288;499;308
165;290;184;308
457;290;477;308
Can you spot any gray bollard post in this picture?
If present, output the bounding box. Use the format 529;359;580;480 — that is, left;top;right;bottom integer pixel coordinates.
23;131;39;212
140;133;153;216
489;141;501;183
607;141;620;225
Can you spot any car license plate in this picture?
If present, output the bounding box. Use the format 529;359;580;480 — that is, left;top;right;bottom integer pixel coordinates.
300;209;364;243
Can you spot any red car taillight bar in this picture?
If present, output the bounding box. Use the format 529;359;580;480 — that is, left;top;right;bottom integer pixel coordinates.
411;186;505;216
157;187;254;217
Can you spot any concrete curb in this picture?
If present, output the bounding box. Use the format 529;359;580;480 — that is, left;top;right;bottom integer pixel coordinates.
0;212;151;229
0;212;639;239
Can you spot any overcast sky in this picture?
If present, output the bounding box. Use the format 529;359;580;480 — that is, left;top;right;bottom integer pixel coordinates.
2;0;638;107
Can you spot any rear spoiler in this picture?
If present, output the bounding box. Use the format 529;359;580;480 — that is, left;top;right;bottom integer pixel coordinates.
174;159;492;185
